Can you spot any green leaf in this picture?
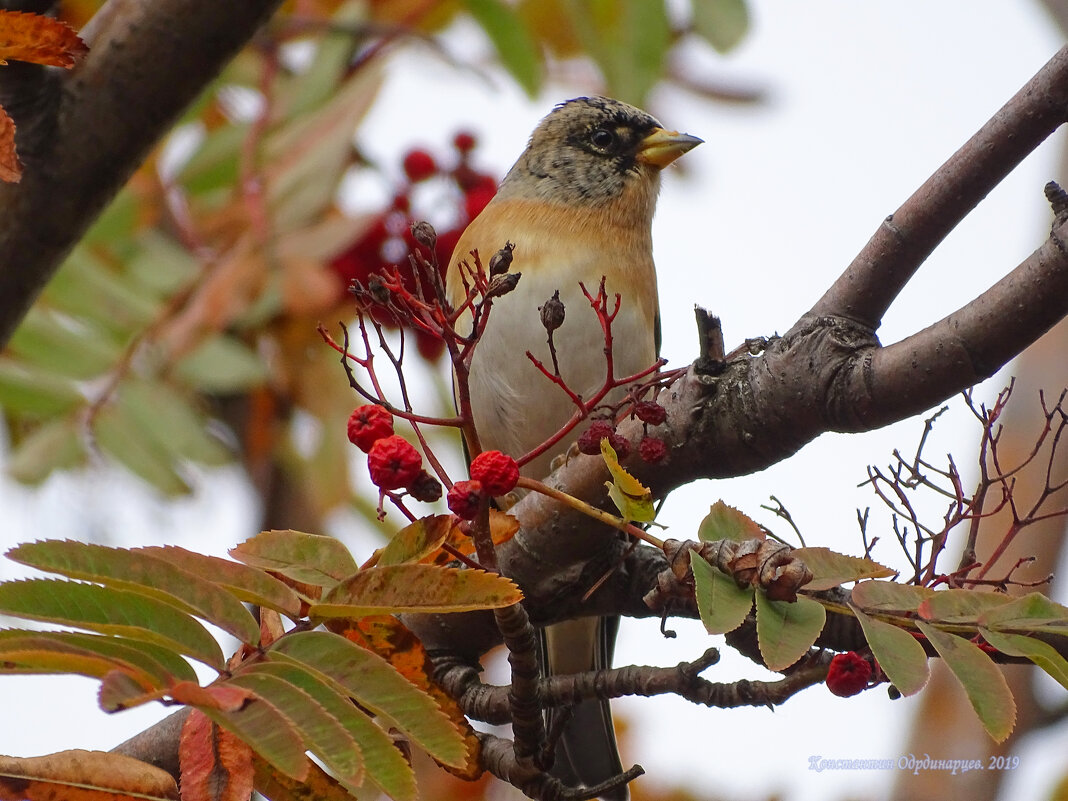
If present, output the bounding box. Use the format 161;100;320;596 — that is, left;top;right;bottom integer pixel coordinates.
229;670;363;790
0;579;223;669
0;629;197;686
917;589;1016;623
6;306;121;379
230;530;358;586
977;592;1068;633
125;230;198;296
691;550;753;634
980;628;1068;691
92;403;191;496
313;565;522;618
200;699;311;782
850;605;929;696
247;660;416;801
917;622;1016;742
692;0;750;53
8;540;260;646
7;418;87;484
138;545;303;619
377;515;453;566
46;247;160;334
601;438;655;523
174;335;268;394
465;0;543;96
850;581;936;613
697;500;763;543
792;547;896;591
270;631;467;769
0;359;83;418
116;379;232;466
755;590;826;671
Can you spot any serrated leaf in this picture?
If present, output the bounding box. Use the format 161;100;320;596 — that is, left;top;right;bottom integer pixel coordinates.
977;592;1068;633
0;629;197;686
116;379;232;466
180;710;254;801
46;247;160;333
252;753;360;801
377;515;453;566
755;590;826;671
99;669;161;711
692;0;749;53
229;670;363;789
691;550;753;634
792;547;895;591
231;530;358;586
6;306;121;379
0;358;83;417
850;581;936;613
199;698;311;782
465;0;543;96
601;437;655;523
138;545;303;619
249;660;415;801
0;579;223;668
174;334;268;393
270;631;467;769
917;621;1016;742
0;750;179;801
93;403;191;496
979;628;1068;691
917;589;1016;623
850;605;929;696
0;11;87;67
0;637;157;692
7;417;87;484
697;500;764;543
8;540;259;645
313;565;522;617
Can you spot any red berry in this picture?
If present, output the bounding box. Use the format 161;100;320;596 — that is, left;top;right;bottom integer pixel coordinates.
367;435;422;490
470;450;520;496
608;432;631;459
391;193;411;212
407;470;443;503
403;149;437;182
634;401;667;426
347;405;394;452
453;131;477;153
826;651;872;697
448;480;484;519
638;435;668;463
577;421;616;456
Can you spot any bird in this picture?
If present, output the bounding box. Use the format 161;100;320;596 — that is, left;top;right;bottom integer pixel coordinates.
445;96;701;800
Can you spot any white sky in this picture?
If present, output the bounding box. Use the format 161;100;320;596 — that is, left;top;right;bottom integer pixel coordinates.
2;2;1068;800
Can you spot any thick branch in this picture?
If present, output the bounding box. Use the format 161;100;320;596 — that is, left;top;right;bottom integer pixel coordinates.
0;0;285;347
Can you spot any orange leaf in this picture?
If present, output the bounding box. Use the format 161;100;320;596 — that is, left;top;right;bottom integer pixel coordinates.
0;750;178;800
169;680;253;712
0;11;88;68
180;709;254;801
341;616;482;780
0;105;19;183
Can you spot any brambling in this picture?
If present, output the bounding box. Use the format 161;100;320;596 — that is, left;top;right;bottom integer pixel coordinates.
446;96;700;800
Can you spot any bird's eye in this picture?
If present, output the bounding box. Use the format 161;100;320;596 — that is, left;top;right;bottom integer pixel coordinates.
590;128;616;151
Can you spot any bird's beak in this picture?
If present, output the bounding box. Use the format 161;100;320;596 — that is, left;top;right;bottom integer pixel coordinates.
637;128;703;168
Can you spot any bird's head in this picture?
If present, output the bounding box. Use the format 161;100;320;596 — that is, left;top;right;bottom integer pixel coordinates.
497;96;702;208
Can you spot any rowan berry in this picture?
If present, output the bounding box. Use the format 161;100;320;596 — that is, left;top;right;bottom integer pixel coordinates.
407;470;443;503
608;432;631;459
470;450;520;495
453;131;477;153
347;405;394;452
638;435;668;463
826;651;872;697
577;421;616;455
448;480;484;519
402;149;437;182
634;400;667;426
367;435;422;490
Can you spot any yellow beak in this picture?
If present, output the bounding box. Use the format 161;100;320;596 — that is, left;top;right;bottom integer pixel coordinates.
637;127;703;168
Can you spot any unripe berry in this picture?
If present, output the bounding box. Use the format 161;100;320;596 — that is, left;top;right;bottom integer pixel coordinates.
826;651;872;697
367;435;422;490
448;480;484;520
347;405;394;452
470;450;520;496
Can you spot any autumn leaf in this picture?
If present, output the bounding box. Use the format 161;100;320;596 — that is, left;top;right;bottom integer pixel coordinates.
0;106;18;183
0;11;88;68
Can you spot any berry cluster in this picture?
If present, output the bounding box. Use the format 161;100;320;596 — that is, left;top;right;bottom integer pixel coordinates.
574;400;670;464
330;133;498;361
347;405;441;501
446;451;520;520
